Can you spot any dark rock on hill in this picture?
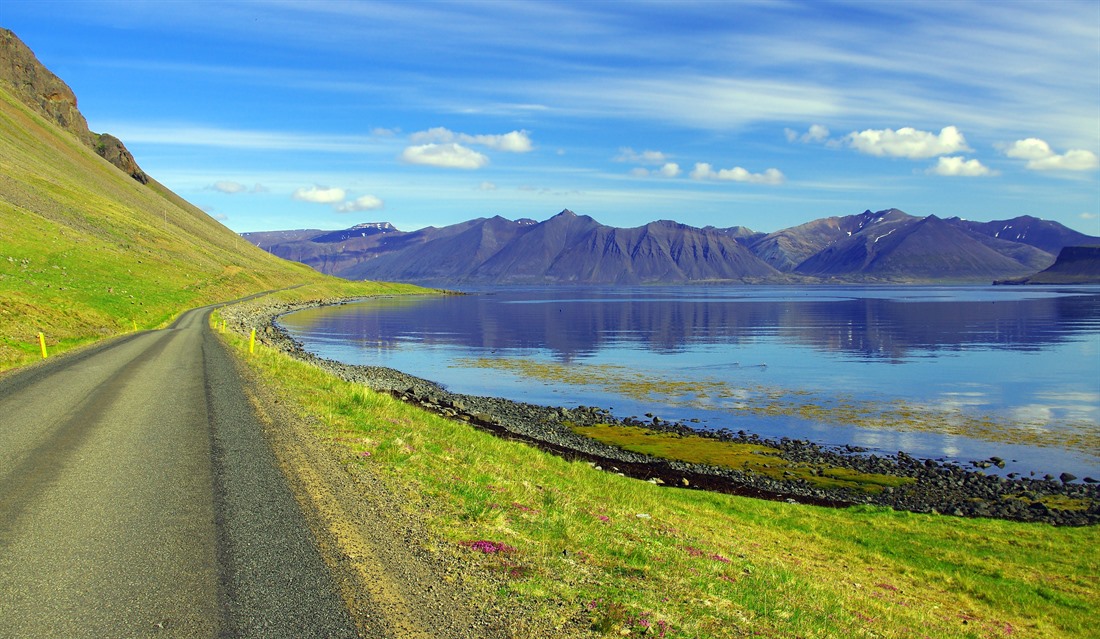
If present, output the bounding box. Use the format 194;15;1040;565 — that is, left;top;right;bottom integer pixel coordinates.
94;133;149;184
996;246;1100;285
1;29;147;183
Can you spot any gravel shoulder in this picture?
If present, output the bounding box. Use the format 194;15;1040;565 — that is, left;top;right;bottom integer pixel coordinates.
228;330;512;638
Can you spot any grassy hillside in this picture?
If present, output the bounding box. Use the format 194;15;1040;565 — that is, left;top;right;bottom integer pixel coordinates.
0;81;405;371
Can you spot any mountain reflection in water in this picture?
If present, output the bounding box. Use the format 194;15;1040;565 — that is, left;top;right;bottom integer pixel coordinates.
280;286;1100;479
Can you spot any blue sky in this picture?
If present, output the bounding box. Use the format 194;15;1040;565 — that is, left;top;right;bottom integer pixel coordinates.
5;0;1099;235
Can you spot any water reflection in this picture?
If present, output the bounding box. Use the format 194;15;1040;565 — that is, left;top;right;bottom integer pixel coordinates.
283;286;1100;362
280;286;1100;477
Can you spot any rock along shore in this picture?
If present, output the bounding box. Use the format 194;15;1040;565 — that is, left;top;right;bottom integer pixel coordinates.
219;296;1100;527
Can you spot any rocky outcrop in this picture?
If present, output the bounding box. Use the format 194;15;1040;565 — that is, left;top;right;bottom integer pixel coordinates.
95;133;149;184
1;29;148;184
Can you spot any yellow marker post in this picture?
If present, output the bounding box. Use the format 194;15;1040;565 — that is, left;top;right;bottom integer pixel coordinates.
38;332;48;359
249;328;256;354
132;320;138;332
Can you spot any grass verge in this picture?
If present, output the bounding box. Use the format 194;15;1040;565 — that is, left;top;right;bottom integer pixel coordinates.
215;296;1099;639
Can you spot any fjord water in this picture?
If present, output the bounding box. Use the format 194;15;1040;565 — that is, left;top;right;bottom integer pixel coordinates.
280;286;1100;479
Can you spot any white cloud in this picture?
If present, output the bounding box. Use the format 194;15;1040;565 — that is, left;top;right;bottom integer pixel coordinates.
615;147;668;164
210;180;248;194
336;194;384;212
630;162;681;178
690;163;785;185
846;126;970;159
293;185;347;203
1081;212;1098;221
927;156;997;177
1004;138;1099;171
408;127;532;152
400;143;489;169
785;124;830;143
478;181;497;191
473;130;533;152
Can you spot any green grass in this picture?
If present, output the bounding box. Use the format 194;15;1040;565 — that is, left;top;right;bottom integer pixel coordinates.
218;298;1100;638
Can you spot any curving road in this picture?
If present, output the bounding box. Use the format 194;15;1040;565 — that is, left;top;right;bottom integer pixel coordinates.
0;306;359;638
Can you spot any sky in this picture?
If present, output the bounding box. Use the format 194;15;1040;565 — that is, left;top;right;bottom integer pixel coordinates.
4;0;1099;235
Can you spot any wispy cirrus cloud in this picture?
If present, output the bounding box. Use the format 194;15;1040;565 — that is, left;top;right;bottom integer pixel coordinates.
103;124;389;153
207;180;269;194
408;127;533;152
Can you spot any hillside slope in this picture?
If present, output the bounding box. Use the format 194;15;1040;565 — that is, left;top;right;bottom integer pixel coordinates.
0;37;362;369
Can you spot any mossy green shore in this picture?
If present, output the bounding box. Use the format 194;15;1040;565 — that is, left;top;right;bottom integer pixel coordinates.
211;286;1098;639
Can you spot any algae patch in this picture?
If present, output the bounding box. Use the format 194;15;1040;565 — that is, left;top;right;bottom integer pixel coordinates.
455;357;1099;456
570;424;914;494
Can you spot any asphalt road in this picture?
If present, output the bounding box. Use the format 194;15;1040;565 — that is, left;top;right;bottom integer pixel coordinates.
0;306;359;638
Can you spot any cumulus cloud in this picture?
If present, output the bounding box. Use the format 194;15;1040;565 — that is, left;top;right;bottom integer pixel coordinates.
615;147;668;164
400;143;489;169
927;156;997;177
658;162;682;177
1004;138;1099;171
1081;212;1098;221
408;127;532;152
478;181;498;191
785;124;830;143
690;163;785;185
335;195;384;213
633;162;682;178
293;185;347;203
846;126;970;159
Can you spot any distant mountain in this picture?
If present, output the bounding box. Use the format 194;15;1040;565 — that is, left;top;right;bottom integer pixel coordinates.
748;209;912;272
244;208;1097;285
337;210;780;285
946;215;1098;255
996;246;1100;285
793;211;1055;281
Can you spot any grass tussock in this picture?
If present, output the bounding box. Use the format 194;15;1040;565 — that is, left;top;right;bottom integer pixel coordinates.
217;303;1100;639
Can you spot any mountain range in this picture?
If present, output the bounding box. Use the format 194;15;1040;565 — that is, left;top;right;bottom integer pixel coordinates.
243;208;1099;285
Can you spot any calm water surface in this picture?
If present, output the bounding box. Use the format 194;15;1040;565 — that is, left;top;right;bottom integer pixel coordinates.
280;286;1100;479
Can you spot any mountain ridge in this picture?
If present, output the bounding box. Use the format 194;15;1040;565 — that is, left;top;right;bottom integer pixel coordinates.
244;209;1098;285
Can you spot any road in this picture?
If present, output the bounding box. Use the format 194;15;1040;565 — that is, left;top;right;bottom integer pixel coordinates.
0;306;359;638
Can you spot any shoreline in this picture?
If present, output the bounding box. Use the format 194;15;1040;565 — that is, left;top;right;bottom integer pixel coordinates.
220;295;1100;526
